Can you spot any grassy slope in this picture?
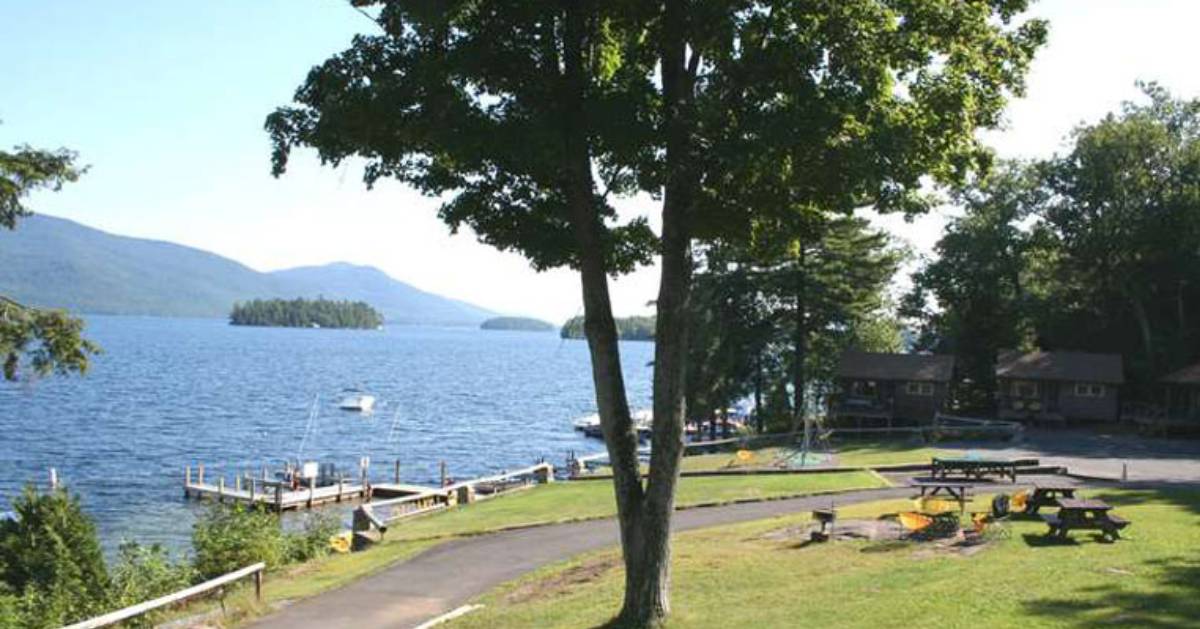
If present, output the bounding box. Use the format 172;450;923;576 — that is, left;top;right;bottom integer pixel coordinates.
387;471;888;541
447;487;1200;628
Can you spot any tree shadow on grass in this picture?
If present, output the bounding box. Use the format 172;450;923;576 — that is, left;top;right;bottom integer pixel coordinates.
1022;555;1200;628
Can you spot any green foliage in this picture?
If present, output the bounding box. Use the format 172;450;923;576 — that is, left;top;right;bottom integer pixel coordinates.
0;486;111;628
0;135;84;230
0;130;98;382
108;542;195;627
229;297;384;329
909;84;1200;393
192;504;343;581
905;163;1041;411
687;216;905;429
267;1;1044;275
1035;82;1200;381
480;316;555;332
192;504;287;579
560;315;655;341
284;512;343;564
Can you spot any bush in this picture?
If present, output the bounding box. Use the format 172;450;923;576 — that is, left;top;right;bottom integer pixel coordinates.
284;511;343;564
0;485;111;627
192;504;287;579
109;542;195;626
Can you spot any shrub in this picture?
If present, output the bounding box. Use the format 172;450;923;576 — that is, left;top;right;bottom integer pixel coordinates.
284;511;343;564
192;504;286;579
0;485;111;627
109;541;195;626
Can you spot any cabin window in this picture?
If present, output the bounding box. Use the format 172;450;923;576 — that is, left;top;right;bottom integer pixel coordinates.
1074;383;1106;398
1011;380;1039;399
905;381;935;396
849;380;878;398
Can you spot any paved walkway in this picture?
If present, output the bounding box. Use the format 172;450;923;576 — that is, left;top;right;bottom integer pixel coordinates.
250;487;911;629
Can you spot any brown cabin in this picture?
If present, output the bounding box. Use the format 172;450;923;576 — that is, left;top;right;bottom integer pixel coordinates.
1161;362;1200;424
830;351;955;426
995;350;1124;424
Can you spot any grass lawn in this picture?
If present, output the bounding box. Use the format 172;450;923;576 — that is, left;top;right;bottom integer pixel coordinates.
583;439;959;474
831;439;960;467
445;486;1200;628
386;470;888;541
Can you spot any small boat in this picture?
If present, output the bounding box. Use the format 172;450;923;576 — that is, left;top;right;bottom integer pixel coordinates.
337;389;376;412
573;412;603;438
573;413;601;431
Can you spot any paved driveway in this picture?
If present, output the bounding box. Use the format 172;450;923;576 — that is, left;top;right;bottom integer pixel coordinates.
940;429;1200;482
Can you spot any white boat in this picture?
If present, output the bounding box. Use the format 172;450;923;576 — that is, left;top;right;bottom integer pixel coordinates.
337;389;376;412
573;413;601;431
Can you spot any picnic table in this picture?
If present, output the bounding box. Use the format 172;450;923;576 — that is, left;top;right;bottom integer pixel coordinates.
1024;482;1077;515
931;457;1038;482
910;480;975;512
1042;498;1129;541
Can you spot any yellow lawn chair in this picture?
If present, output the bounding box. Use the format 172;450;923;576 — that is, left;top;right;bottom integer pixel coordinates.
899;511;933;533
1010;490;1030;513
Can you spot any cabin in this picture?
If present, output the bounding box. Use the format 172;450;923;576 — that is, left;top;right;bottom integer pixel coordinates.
829;351;955;426
995;350;1124;424
1161;362;1200;425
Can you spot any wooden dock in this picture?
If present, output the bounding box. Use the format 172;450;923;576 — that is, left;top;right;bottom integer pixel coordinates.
183;464;370;512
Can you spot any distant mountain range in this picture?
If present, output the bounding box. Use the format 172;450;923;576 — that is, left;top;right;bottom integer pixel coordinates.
0;215;497;326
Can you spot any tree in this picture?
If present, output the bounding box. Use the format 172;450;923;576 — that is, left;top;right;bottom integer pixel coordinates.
1035;83;1200;383
0;131;98;380
905;164;1040;412
0;486;111;627
267;2;1044;623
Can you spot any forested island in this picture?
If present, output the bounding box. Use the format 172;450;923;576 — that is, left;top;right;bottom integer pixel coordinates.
229;298;384;329
560;315;656;341
480;316;554;332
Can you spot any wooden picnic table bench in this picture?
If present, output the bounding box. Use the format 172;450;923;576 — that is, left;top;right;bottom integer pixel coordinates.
910;480;976;513
931;457;1038;482
1024;482;1078;514
1042;498;1129;541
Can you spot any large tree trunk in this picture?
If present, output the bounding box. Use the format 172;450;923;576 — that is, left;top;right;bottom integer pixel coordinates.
556;3;681;624
560;2;696;625
559;6;648;625
615;0;694;624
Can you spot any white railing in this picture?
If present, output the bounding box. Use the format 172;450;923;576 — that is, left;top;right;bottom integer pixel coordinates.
62;562;265;629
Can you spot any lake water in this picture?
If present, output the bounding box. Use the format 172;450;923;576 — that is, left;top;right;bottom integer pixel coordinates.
0;316;653;551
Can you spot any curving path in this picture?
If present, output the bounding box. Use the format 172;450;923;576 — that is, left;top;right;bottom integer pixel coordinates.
249;486;913;629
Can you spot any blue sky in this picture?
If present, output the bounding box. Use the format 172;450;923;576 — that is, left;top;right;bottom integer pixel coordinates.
4;1;1200;322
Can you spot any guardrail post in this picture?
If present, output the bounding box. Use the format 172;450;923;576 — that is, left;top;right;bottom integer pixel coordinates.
254;569;263;601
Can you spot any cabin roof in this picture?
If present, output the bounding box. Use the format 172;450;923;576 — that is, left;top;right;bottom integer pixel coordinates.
836;351;955;382
1161;362;1200;385
996;350;1124;384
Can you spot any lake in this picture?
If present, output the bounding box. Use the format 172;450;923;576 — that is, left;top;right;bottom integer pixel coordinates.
0;316;653;551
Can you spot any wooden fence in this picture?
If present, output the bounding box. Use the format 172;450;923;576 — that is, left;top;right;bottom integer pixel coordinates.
62;562;265;629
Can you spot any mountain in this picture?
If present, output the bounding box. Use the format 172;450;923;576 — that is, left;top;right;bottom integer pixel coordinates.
0;215;496;325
